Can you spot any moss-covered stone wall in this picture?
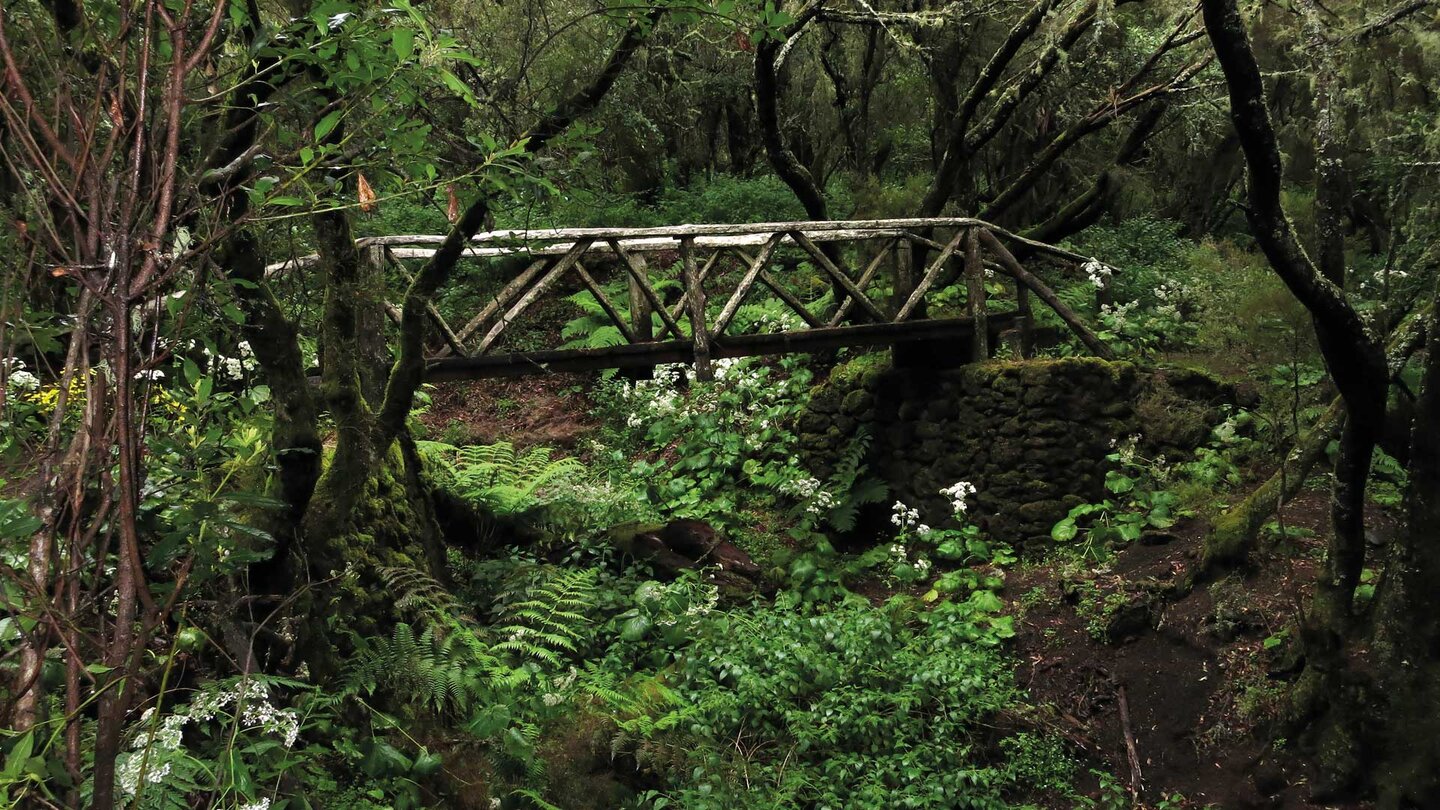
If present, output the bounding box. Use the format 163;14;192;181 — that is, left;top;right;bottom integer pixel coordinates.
799;356;1142;546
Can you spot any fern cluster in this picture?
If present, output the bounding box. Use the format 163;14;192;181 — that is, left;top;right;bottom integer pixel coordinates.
421;440;586;515
344;621;504;717
560;277;681;350
492;567;599;667
822;429;889;532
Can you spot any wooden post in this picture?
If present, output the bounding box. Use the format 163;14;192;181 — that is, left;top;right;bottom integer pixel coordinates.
681;237;713;381
963;227;989;361
359;245;393;403
1096;272;1115;315
625;251;654;380
628;252;654;343
893;237;915;319
895;228;966;322
1015;284;1035;359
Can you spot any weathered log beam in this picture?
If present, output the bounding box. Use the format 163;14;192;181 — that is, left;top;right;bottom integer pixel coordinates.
476;239;592;354
265;219;1098;275
425;313;1022;380
979;229;1113;359
713;233;786;336
896;228;966;321
439;257;551;356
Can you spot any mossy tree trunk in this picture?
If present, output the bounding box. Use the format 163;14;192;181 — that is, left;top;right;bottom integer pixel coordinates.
1367;303;1440;807
211;9;666;667
1203;0;1440;799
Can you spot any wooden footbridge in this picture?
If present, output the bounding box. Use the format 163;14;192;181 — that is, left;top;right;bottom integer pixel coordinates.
275;219;1115;381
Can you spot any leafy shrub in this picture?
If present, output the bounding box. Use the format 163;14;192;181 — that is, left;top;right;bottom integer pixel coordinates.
592;356;818;532
658;594;1066;808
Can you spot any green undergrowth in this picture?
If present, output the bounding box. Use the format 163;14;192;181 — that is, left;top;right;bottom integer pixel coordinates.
295;353;1094;808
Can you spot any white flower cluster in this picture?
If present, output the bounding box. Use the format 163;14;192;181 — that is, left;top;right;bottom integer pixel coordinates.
779;475;837;516
1359;265;1409;294
116;755;171;797
615;357;802;445
888;543;932;574
3;358;40;392
542;668;580;707
1153;281;1188;320
187;679;301;747
207;340;257;381
1112;435;1139;466
939;481;976;515
1099;300;1138;332
1082;259;1114;289
652;579;720;628
890;501;931;537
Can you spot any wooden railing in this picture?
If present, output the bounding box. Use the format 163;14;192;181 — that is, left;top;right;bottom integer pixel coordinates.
271;219;1114;380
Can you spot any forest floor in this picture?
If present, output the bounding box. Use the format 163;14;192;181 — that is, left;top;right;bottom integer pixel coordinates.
419;375;1391;809
1011;492;1398;809
420;373;599;449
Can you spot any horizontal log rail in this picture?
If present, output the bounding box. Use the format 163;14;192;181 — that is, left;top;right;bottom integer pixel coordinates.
279;219;1118;379
427;313;1027;381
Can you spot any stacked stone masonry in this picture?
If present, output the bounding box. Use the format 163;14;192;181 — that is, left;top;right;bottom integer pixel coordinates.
799;355;1206;547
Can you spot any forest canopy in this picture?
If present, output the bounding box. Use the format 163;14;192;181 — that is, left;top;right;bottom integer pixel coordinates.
1;0;1438;807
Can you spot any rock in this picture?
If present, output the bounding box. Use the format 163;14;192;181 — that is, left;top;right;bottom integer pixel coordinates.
659;520;762;578
1140;530;1179;546
610;520;765;594
840;389;874;416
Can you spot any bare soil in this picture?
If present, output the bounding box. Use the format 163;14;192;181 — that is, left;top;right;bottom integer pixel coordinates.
418;373;601;450
1011;490;1398;808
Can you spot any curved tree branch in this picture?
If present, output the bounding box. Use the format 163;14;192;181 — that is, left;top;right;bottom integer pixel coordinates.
377;6;665;439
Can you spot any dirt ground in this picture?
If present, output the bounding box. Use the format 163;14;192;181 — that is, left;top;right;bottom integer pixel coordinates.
418;374;601;450
1011;491;1398;809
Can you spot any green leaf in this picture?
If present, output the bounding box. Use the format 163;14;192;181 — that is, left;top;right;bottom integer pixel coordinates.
438;69;477;107
1051;518;1078;542
2;732;34;780
968;590;1004;613
620;615;653;642
392;28;415;61
314;110;343;141
1106;474;1135;494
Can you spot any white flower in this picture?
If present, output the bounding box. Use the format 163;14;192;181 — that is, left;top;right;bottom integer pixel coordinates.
134;368;165;381
1082;259;1113;288
939;481;977;515
7;369;40;392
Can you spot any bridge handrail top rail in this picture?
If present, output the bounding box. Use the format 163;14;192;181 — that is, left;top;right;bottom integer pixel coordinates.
361;217;1091;261
264;218;1094;275
362;217;991;244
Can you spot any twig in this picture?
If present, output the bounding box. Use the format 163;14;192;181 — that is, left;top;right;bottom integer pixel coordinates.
1117;683;1144;802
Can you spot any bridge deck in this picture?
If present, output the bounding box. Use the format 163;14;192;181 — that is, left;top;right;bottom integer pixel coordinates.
281;218;1114;380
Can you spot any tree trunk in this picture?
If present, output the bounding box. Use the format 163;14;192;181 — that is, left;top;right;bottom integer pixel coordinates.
1368;303;1440;808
